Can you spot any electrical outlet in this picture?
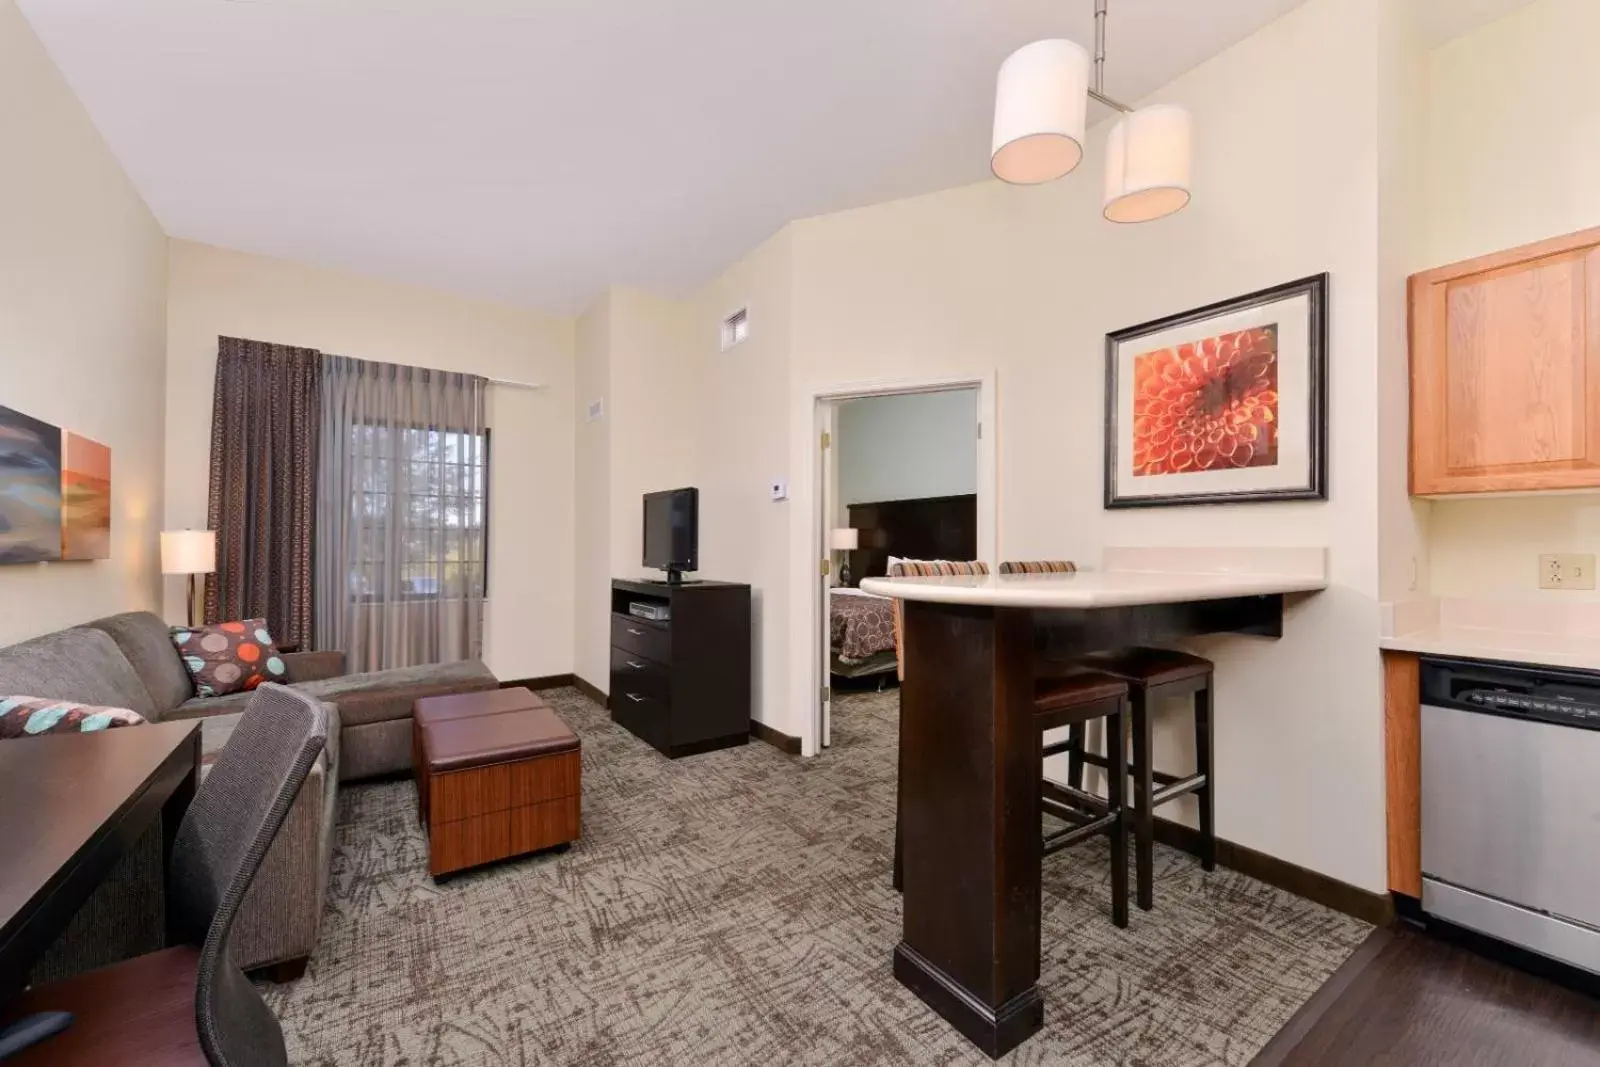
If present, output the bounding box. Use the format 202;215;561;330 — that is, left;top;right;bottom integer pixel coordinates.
1539;553;1597;590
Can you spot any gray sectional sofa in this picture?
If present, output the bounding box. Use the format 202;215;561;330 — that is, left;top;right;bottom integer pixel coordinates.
0;611;498;975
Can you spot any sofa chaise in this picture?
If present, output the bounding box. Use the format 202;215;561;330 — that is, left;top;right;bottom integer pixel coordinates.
0;611;498;977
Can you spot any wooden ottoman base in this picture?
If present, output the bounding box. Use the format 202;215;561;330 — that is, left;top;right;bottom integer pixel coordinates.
428;751;580;877
419;704;582;879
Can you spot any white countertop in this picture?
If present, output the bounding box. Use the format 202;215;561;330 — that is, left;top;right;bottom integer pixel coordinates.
858;569;1328;609
1380;627;1600;672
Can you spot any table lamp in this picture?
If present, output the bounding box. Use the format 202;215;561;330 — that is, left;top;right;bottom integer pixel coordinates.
161;529;216;628
830;527;859;587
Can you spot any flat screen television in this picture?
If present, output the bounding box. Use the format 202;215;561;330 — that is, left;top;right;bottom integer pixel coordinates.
643;487;698;584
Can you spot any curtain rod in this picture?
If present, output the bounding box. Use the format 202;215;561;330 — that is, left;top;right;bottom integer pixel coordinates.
324;350;546;391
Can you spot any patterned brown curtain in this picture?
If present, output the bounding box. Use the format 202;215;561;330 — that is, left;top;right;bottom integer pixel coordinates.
205;336;322;647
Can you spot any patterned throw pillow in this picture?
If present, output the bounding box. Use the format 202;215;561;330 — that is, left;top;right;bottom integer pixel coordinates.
170;619;288;698
0;697;147;740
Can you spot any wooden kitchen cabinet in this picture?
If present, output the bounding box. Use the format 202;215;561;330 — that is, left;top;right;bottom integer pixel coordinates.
1410;225;1600;495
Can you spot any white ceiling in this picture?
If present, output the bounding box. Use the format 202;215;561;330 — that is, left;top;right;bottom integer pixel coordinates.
20;0;1331;313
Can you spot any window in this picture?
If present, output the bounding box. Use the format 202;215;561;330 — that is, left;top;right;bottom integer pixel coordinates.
347;424;489;601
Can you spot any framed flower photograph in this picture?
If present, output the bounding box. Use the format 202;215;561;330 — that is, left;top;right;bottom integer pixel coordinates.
1104;273;1328;508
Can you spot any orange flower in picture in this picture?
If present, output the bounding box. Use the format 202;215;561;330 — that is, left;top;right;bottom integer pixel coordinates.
1130;325;1278;477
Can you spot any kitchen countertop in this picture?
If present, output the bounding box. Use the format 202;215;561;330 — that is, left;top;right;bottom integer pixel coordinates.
859;569;1328;608
1380;626;1600;673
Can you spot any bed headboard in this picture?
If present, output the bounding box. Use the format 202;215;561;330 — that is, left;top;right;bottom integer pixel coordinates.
844;493;978;586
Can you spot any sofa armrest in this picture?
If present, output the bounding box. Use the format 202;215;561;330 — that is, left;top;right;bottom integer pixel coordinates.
283;650;346;683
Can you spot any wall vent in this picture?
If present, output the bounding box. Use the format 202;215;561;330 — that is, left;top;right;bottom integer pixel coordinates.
720;307;750;351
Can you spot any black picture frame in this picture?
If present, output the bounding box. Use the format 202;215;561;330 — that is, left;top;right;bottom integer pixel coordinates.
1103;272;1328;509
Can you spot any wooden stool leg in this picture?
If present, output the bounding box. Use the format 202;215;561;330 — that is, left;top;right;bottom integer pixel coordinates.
1106;701;1128;929
1131;687;1154;911
1195;681;1216;872
1067;723;1087;791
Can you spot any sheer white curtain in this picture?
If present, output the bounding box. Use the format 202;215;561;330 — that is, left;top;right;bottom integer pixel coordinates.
314;355;489;672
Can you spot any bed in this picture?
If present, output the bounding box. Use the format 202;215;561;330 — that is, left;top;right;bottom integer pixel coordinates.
829;493;978;682
829;588;898;679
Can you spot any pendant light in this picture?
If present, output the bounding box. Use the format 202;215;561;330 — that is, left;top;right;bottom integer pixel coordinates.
990;0;1192;222
1103;104;1192;223
991;39;1090;185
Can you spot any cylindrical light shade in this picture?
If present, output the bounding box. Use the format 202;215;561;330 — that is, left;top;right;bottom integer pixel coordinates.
160;529;216;575
1103;104;1193;223
829;528;859;551
991;39;1090;185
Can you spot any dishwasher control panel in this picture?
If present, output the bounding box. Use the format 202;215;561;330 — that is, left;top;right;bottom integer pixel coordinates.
1422;656;1600;731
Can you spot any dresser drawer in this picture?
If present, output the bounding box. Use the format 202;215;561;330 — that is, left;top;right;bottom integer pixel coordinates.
610;646;671;702
611;614;671;663
609;682;668;750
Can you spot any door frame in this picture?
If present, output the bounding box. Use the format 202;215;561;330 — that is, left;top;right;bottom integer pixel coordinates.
792;371;998;757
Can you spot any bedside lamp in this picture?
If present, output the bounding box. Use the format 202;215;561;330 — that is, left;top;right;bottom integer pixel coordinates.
161;529;216;628
830;527;859;587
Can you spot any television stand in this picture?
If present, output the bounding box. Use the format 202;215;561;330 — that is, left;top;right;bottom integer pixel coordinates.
609;578;751;758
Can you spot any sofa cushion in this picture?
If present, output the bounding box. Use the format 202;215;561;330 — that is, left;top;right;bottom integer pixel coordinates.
168;690;256;719
170;619;289;697
0;628;159;720
84;612;195;715
0;696;146;738
199;700;341;781
297;660;498;727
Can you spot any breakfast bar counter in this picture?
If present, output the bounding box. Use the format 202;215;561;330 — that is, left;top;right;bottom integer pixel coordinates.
860;551;1327;1058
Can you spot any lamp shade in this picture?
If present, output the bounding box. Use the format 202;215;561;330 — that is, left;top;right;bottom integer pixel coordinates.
991;39;1090;185
160;529;216;575
1103;104;1192;223
829;527;859;551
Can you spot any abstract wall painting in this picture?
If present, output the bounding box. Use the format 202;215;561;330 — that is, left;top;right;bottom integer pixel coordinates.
0;405;113;564
1104;274;1328;508
62;431;112;560
0;405;64;564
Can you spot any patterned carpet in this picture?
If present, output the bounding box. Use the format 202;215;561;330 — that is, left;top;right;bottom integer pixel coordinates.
265;687;1369;1066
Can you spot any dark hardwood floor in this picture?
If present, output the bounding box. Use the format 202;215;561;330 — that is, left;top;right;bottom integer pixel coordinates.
1254;925;1600;1066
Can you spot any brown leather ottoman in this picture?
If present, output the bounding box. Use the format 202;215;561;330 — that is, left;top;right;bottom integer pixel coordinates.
413;686;548;824
419;706;580;879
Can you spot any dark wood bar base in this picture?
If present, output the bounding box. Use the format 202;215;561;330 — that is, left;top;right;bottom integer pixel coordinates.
893;942;1043;1059
897;601;1042;1060
893;590;1302;1059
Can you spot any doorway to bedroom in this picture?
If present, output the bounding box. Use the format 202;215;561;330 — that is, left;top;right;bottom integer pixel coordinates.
814;383;987;750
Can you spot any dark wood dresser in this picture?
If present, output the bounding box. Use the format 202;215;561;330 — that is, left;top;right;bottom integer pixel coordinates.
608;578;752;758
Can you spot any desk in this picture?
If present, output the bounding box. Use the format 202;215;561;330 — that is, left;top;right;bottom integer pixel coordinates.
860;564;1326;1057
0;722;200;1003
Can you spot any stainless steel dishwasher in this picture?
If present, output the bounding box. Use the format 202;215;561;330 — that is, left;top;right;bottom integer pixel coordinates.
1420;656;1600;975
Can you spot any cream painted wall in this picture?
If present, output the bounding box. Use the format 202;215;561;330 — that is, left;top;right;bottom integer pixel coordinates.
1423;0;1600;268
768;0;1390;888
573;294;612;691
571;286;699;696
1377;0;1432;605
607;288;698;584
1417;0;1600;603
164;240;576;680
692;229;795;731
0;0;168;645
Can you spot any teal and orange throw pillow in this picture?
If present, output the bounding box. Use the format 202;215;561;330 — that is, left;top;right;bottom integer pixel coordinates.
0;697;146;739
170;619;288;698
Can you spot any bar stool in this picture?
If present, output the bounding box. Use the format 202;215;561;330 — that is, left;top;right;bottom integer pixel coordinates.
890;670;1132;929
1073;648;1215;912
1036;671;1131;928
